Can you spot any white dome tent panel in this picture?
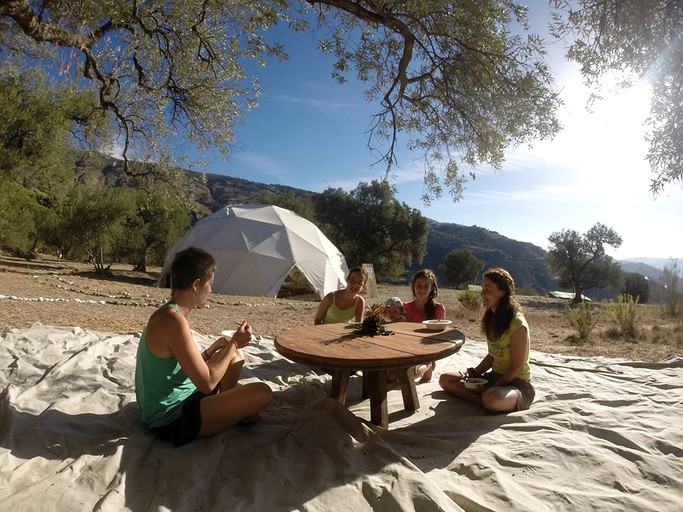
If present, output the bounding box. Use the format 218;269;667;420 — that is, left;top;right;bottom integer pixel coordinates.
233;204;284;225
244;228;295;261
157;205;349;298
214;251;294;297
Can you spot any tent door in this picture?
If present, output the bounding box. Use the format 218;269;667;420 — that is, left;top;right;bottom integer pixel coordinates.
278;266;315;298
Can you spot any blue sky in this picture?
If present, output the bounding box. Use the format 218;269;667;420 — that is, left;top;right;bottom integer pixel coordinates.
186;4;682;261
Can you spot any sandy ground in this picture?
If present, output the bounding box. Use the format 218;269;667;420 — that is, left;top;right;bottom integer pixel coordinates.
1;253;680;362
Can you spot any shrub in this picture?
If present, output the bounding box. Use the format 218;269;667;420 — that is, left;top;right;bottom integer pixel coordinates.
565;301;601;339
516;285;538;296
458;289;481;312
605;294;641;337
659;259;681;317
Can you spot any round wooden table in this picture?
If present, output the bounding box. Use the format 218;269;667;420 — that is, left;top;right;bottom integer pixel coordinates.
275;322;465;428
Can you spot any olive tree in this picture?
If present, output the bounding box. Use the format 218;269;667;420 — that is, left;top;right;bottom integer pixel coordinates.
440;248;484;289
551;0;683;193
313;180;427;278
659;259;681;317
547;222;623;303
1;0;562;199
59;186;135;273
0;71;106;255
117;189;192;272
622;271;650;304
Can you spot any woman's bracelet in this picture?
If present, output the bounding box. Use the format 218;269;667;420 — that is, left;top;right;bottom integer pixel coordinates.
225;337;239;351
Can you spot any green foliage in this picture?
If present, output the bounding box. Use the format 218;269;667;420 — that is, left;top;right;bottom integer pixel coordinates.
605;294;642;338
413;222;556;293
59;186;136;273
0;69;113;257
440;249;483;289
622;272;650;304
547;222;623;303
551;0;683;193
313;0;561;201
0;72;105;190
116;189;192;271
1;1;562;198
565;301;601;340
1;0;288;174
313;180;427;279
0;182;40;255
458;289;481;312
255;191;316;222
516;285;538;296
659;259;682;317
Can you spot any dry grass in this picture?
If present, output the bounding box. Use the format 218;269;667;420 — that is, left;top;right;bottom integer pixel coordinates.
1;253;680;362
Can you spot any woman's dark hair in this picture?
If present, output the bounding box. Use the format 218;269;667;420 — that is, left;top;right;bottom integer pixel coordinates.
170;247;217;291
411;269;439;319
481;268;521;341
347;266;367;283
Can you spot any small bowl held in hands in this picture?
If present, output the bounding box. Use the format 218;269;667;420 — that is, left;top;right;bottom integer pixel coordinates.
422;319;453;331
464;377;488;390
222;329;257;342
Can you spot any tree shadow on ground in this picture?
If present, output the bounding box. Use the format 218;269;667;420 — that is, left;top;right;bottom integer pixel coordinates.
74;269;159;287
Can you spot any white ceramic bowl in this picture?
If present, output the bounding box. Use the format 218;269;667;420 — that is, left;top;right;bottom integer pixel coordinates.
464;377;488;390
422;319;453;331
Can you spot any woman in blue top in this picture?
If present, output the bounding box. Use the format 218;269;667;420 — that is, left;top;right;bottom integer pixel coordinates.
439;268;535;412
135;246;272;446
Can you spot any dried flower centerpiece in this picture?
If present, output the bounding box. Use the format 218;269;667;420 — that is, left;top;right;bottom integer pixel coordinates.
355;303;393;336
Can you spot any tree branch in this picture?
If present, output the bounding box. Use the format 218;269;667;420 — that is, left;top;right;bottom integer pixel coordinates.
0;0;115;49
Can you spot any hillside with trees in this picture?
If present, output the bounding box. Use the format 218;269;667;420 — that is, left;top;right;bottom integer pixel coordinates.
411;220;555;293
70;155;556;291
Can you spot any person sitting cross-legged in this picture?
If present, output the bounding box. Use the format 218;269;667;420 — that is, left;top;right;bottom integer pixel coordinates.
135;246;273;447
439;268;535;413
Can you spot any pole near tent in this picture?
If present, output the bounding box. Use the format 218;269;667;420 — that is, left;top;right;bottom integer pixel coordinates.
362;263;378;298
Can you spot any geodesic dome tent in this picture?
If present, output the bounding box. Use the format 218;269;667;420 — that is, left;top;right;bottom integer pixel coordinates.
157;204;349;298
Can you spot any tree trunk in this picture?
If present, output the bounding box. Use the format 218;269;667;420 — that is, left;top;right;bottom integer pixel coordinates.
134;251;147;273
572;289;583;305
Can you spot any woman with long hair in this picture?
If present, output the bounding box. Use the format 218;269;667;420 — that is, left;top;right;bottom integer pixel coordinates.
403;269;446;323
404;269;446;382
439;268;535;412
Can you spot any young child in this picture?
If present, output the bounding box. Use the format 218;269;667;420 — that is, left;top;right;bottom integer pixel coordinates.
383;296;406;322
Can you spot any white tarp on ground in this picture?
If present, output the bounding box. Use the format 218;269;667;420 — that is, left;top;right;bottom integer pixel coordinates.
157;204;348;298
1;325;682;511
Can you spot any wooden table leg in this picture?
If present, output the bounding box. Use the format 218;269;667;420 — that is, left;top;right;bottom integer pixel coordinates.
396;367;419;411
367;370;388;428
329;370;351;405
362;372;370;399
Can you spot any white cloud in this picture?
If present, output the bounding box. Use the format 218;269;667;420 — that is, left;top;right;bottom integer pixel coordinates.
235;152;289;178
104;140;125;159
270;94;356;112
